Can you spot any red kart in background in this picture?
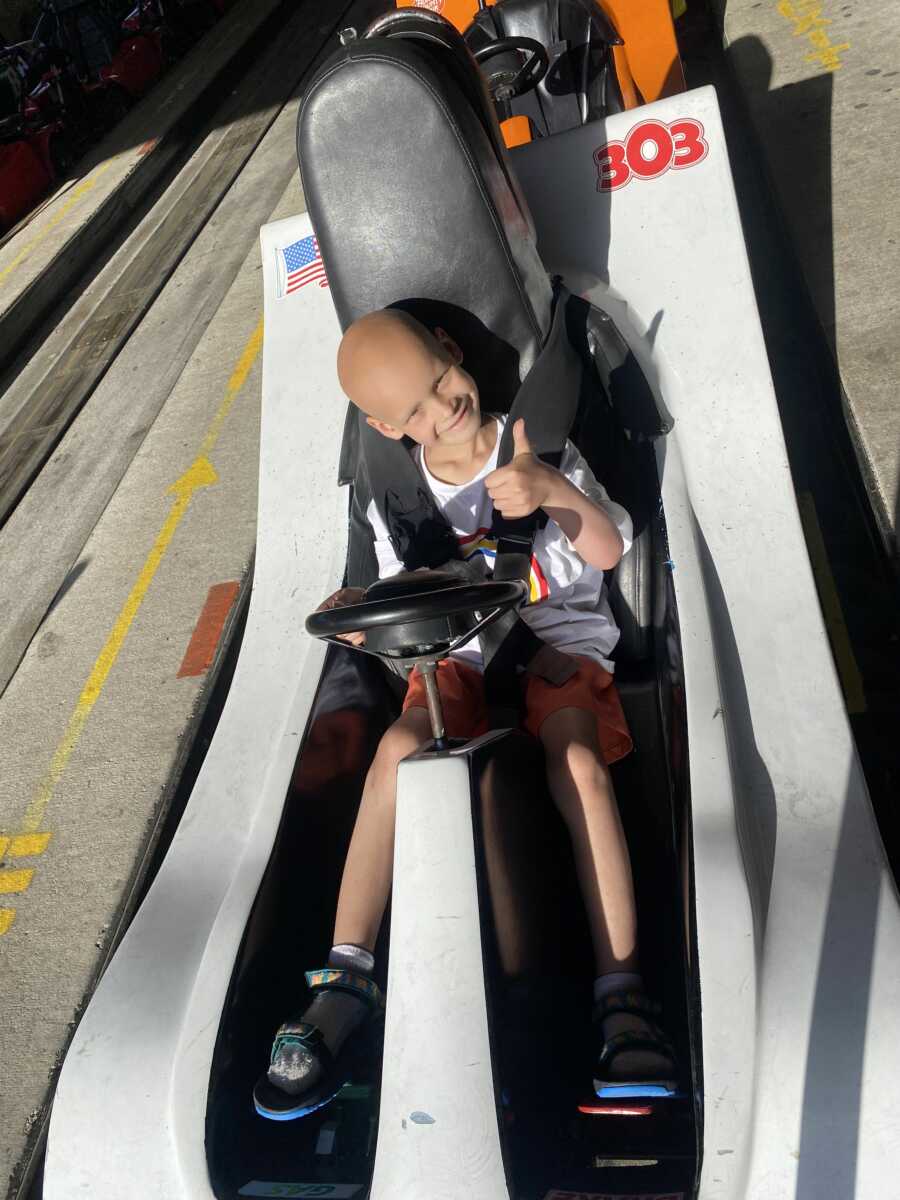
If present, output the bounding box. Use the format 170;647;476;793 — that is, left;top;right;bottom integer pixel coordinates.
34;0;165;127
0;43;75;234
0;0;222;232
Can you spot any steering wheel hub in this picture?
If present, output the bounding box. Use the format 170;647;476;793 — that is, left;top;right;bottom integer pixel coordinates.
305;569;526;663
364;571;482;657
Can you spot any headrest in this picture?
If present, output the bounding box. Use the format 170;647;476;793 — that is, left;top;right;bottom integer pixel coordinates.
297;25;553;408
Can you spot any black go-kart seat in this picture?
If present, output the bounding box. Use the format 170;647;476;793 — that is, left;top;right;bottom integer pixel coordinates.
465;0;625;137
299;25;551;365
298;24;653;664
361;8;539;242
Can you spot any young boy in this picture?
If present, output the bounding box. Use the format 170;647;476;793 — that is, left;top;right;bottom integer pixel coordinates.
254;308;677;1120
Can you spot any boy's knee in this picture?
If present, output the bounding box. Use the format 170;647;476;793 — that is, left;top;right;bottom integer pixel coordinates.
373;713;429;775
544;736;606;793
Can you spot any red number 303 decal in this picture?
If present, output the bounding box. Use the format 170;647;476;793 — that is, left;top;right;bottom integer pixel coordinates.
594;118;709;192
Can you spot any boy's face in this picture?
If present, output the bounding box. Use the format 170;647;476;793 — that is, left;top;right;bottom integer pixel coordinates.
339;314;482;450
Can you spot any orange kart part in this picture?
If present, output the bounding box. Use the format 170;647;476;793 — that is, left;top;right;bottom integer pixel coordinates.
598;0;685;103
396;0;685;108
396;0;483;34
500;114;531;147
578;1101;655;1116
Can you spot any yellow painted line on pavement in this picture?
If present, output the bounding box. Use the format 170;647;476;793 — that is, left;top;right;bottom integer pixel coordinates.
0;832;51;860
798;491;866;715
0;161;114;288
776;0;850;72
0;910;15;935
0;868;35;895
22;456;218;833
18;318;264;841
8;832;52;858
200;320;264;457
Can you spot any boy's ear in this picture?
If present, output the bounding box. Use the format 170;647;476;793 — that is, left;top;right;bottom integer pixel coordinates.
434;326;463;365
365;414;405;440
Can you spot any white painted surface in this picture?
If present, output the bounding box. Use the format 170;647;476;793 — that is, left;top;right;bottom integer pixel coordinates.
513;85;900;1198
371;755;508;1200
44;212;349;1199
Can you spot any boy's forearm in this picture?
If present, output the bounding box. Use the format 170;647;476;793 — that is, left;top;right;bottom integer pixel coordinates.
542;473;624;571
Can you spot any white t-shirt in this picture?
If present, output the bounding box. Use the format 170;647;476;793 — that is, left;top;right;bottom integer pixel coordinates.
365;415;632;671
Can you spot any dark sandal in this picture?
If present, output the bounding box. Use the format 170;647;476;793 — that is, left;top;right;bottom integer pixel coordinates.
592;989;681;1099
253;968;384;1121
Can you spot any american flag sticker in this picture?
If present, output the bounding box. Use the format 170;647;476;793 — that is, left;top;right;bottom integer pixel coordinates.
276;234;328;298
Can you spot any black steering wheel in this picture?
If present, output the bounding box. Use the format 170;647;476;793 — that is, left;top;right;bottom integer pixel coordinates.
472;36;549;102
306;571;526;661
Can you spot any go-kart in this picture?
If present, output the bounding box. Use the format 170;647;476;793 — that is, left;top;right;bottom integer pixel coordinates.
117;0;218;65
35;0;164;127
43;9;900;1200
0;46;49;232
398;0;686;120
0;43;75;233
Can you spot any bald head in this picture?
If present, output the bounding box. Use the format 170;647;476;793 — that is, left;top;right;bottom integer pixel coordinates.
337;309;446;419
336;308;481;449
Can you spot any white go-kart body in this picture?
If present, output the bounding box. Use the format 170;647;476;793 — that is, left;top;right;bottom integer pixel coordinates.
44;66;900;1200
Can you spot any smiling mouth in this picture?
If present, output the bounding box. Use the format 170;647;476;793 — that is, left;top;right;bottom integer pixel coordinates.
441;399;469;435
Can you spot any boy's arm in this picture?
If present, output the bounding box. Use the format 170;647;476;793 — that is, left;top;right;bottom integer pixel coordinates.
485;419;626;572
542;476;624;571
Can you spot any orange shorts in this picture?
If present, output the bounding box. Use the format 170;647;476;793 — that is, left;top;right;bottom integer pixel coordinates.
403;655;633;765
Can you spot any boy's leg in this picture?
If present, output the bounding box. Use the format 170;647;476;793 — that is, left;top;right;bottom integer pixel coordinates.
266;708;432;1099
539;706;638;976
333;707;433;949
540;706;674;1082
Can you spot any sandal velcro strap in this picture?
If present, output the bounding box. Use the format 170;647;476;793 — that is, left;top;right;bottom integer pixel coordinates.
304;967;383;1009
593;989;662;1023
271;1021;332;1068
595;1026;677;1074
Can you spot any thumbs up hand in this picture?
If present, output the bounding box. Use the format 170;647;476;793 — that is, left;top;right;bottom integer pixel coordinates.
485;418;560;519
511;416;533;458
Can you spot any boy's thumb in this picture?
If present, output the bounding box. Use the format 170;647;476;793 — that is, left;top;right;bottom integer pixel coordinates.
512;418;533;457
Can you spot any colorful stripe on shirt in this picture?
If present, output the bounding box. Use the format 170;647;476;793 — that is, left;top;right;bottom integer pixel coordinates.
457;527;550;603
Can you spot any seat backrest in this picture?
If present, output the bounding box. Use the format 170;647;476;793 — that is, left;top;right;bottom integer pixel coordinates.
298;26;553;391
465;0;624;136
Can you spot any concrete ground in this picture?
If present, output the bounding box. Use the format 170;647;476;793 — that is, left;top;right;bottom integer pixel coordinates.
718;0;900;559
0;0;286;361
